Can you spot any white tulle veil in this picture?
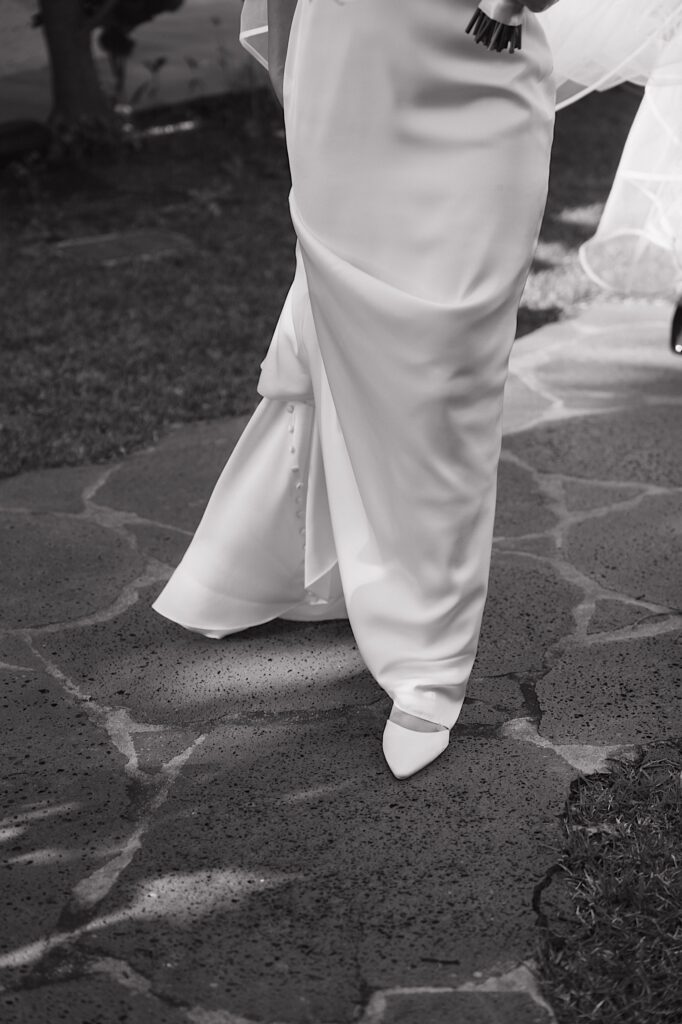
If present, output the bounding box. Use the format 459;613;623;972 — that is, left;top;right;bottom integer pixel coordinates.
238;0;682;296
539;0;682;297
239;0;269;70
540;0;682;109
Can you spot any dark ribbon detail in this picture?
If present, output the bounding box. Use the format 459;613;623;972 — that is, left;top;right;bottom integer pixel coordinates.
465;8;523;53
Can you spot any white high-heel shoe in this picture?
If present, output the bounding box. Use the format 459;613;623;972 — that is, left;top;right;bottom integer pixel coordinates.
382;714;450;779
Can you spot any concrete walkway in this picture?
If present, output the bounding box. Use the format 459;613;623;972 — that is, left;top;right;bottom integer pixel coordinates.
1;300;681;1023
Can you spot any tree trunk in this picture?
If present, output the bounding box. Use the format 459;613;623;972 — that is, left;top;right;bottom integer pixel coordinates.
39;0;116;138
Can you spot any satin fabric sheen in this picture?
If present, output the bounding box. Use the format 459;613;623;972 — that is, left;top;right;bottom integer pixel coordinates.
153;0;555;728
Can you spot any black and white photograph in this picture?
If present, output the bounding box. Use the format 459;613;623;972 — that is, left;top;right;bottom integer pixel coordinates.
1;0;681;1021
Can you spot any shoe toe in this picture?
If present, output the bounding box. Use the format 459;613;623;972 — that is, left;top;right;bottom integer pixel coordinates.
382;719;449;779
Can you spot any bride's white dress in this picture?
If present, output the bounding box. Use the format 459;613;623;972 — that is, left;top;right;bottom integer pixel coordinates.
153;0;555;728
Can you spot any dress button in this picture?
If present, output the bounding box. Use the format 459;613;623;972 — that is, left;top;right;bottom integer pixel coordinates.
287;403;294;413
290;446;296;454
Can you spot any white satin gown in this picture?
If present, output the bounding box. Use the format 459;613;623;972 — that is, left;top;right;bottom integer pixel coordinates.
153;0;556;729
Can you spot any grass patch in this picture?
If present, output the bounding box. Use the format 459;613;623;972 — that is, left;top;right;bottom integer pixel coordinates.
535;745;682;1024
0;85;641;479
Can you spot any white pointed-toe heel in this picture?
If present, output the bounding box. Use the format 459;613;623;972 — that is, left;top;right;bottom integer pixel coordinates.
382;718;450;779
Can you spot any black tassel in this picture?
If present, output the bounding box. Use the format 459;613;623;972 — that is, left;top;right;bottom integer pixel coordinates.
465;8;523;54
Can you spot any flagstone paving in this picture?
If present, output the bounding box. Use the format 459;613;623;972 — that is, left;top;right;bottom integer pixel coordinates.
1;300;681;1023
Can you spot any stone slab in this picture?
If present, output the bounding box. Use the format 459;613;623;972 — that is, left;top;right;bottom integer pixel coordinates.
475;555;581;678
133;727;205;773
78;712;567;1022
0;464;105;514
383;990;552;1024
587;598;655;636
0;669;129;971
506;406;682;487
569;300;671;332
536;634;682;745
509;301;673;381
494;536;557;559
566;495;682;611
127;522;192;569
562;480;644;514
536;357;682;408
494;459;556;539
96;418;249;532
35;587;373;726
0;635;43;673
0;511;145;629
502;373;554;436
0;976;186;1024
459;675;528;730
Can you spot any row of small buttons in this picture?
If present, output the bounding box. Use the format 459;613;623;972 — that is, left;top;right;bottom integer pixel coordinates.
287;403;306;543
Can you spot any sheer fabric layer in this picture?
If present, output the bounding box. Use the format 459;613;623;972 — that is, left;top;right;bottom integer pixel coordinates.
578;28;682;296
540;0;682;109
